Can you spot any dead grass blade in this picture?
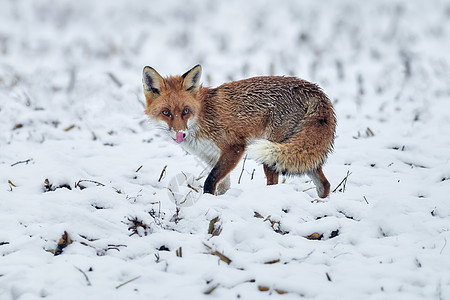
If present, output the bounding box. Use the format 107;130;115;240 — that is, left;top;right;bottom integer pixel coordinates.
7;180;16;187
264;259;280;264
258;285;270;292
64;124;75;132
203;243;232;265
275;288;288;294
204;284;220;295
115;276;141;289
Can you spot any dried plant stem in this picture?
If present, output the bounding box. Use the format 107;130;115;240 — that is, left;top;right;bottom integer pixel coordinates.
204;284;220;295
332;170;352;193
158;165;167;182
115;276;141;289
76;179;105;187
203;243;231;265
238;154;248;184
75;266;92;286
11;158;33;167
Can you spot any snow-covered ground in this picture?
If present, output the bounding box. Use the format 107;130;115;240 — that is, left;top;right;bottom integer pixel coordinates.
1;0;450;299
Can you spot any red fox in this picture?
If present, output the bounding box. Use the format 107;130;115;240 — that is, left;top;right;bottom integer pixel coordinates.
142;65;336;198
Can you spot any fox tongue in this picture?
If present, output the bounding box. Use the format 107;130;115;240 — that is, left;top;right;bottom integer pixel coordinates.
176;131;184;143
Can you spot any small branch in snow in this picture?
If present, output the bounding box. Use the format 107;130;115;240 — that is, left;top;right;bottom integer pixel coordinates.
363;196;369;204
204;284;220;295
7;180;16;189
64;124;76;132
127;217;150;237
238;154;248;184
264;259;280;264
75;180;105;190
74;266;92;286
332;170;352;193
366;127;375;137
115;276;141;289
158;165;167;182
11;158;33;167
292;250;315;262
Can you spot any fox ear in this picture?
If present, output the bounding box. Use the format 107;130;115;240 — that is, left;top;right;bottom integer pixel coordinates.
181;65;202;92
143;66;164;98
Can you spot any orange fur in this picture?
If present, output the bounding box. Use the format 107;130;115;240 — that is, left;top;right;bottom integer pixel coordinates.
143;65;336;197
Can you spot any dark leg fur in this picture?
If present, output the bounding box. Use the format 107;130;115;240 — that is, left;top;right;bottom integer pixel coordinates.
204;144;246;195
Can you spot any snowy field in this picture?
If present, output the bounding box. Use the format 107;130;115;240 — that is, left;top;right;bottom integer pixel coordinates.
1;0;450;299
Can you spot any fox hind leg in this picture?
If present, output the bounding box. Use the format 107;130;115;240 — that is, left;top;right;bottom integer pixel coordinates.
263;164;279;185
307;166;331;198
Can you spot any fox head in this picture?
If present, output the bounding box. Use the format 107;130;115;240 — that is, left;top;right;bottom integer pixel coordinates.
142;65;202;143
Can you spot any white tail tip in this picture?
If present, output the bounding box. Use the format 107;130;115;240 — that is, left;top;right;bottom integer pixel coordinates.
246;139;280;166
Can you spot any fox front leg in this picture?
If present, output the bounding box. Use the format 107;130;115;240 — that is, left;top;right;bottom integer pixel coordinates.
203;144;246;195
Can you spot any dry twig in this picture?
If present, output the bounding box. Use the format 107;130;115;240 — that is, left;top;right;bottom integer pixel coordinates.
11;158;33;167
115;276;141;289
332;170;352;193
238;154;248;184
204;284;220;295
158;165;167;182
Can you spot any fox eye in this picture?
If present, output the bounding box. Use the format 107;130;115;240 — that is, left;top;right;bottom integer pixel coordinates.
161;110;171;117
182;108;190;116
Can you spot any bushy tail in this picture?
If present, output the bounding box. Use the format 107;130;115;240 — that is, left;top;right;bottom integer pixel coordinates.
247;99;335;175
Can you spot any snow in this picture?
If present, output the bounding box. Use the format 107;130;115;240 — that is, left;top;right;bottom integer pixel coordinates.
1;0;450;299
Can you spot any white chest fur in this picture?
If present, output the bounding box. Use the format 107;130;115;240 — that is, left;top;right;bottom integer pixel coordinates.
181;136;221;167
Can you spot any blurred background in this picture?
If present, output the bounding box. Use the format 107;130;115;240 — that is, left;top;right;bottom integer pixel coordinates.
0;0;449;144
